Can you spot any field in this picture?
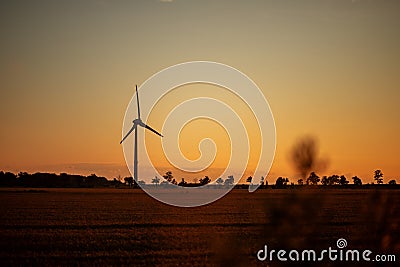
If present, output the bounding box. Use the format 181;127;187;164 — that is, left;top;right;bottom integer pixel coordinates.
0;188;399;266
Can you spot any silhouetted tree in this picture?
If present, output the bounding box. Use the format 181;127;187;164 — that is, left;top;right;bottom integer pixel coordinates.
178;178;187;186
246;176;252;184
275;177;283;188
352;176;362;186
17;171;29;181
199;176;211;185
306;172;320;185
339;175;349;185
224;175;234;186
321;174;340;186
163;171;173;183
0;171;17;186
151;176;160;186
321;176;329;186
297;178;304;185
124;177;134;187
216;177;224;185
84;173;108;187
275;177;289;188
374;170;384;184
112;178;123;187
171;178;177;185
388;179;397;185
260;176;265;186
329;175;340;185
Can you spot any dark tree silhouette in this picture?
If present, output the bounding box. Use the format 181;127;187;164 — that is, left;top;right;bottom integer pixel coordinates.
85;174;108;187
246;176;252;184
163;171;173;183
297;178;304;185
275;177;289;188
339;175;349;185
321;175;341;186
374;170;384;184
17;172;29;180
328;175;340;185
111;178;123;187
306;172;320;185
352;176;362;186
199;176;211;185
178;178;187;186
260;176;265;186
124;177;134;187
321;176;329;186
388;179;397;185
0;171;17;186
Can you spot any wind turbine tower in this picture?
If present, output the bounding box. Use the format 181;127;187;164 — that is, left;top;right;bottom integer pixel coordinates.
120;85;163;183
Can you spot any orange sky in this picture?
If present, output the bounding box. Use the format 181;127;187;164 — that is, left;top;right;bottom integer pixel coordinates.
0;0;399;183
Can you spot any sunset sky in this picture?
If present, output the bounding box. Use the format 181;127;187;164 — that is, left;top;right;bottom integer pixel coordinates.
1;0;399;183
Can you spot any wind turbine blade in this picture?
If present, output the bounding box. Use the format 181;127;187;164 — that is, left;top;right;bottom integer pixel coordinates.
135;85;141;120
120;125;135;144
144;124;163;137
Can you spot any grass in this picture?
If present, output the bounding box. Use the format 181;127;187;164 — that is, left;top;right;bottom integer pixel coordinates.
0;188;399;266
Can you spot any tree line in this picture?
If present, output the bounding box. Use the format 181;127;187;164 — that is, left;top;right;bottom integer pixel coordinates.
272;169;397;189
0;171;116;188
0;169;397;189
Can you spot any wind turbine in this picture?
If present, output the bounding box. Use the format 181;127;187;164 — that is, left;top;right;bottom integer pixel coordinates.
120;85;163;183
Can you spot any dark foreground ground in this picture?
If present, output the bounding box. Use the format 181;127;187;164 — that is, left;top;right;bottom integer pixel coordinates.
0;188;399;266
